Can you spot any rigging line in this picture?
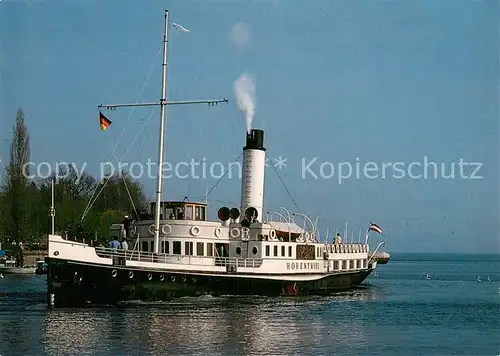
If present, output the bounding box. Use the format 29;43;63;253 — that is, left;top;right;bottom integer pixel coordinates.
188;196;241;206
81;108;157;220
203;152;243;202
108;109;155;221
111;150;140;220
82;44;163;218
136;115;152;159
82;109;157;219
270;160;302;214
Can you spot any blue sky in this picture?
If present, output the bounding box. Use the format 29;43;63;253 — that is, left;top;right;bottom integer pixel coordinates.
1;0;498;253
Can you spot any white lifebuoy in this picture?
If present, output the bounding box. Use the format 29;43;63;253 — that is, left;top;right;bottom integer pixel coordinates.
230;228;240;238
128;271;134;279
304;232;310;241
340;245;344;253
190;226;200;236
148;224;155;235
269;229;277;240
161;224;171;235
160;274;164;282
111;269;117;277
171;275;176;282
182;276;187;283
130;225;137;238
147;273;152;280
214;227;222;237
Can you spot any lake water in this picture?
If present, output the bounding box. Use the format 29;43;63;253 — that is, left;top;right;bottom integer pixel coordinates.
0;253;499;355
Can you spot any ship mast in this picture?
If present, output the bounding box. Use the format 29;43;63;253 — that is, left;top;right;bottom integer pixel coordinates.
98;9;228;254
153;9;169;252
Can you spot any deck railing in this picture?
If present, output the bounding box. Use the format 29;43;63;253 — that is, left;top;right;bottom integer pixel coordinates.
94;247;263;268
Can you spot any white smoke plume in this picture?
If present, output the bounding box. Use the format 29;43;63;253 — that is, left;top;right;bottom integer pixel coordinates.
228;22;251;49
234;73;256;133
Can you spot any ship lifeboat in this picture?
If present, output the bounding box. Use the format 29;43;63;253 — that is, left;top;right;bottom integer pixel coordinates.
268;221;305;241
372;251;390;264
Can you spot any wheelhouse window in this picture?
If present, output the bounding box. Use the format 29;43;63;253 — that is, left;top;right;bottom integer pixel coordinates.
265;245;270;256
273;245;278;257
185;205;194;220
281;245;285;257
195;206;205;221
288;246;292;257
207;243;213;257
141;241;148;252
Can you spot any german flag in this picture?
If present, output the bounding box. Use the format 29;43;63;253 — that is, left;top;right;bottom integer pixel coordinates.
99;111;112;131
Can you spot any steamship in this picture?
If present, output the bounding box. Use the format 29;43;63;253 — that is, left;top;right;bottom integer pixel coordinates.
45;10;385;307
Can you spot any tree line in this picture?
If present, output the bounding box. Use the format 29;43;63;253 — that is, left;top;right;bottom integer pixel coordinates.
0;109;149;266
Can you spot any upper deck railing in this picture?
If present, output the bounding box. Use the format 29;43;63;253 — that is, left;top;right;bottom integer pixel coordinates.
94;247;264;268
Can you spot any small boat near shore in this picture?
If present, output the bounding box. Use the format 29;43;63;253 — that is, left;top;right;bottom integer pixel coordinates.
0;251;37;274
0;265;36;275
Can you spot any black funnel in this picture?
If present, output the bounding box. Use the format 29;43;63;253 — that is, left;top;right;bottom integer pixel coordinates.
243;129;266;151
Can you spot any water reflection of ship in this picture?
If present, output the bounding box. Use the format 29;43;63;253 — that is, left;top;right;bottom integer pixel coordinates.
40;288;383;354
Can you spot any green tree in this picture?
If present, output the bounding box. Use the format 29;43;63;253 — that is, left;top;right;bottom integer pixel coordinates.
1;109;31;266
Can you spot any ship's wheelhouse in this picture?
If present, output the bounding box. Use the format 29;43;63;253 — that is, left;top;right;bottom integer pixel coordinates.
149;200;207;221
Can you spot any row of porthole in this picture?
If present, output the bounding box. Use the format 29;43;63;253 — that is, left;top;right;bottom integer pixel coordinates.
110;269;197;283
146;224;204;236
235;246;259;255
144;224;278;239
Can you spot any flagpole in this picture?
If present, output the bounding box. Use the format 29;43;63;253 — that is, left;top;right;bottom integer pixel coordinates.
153;9;170;254
50;178;55;235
